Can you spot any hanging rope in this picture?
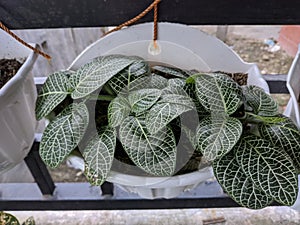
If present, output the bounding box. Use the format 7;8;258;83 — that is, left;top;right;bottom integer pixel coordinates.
0;21;51;60
104;0;161;43
153;3;158;41
0;1;161;60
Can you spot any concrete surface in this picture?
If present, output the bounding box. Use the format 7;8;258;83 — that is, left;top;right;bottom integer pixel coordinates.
8;207;300;225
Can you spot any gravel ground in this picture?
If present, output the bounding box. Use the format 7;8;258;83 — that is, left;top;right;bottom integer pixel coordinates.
227;35;293;74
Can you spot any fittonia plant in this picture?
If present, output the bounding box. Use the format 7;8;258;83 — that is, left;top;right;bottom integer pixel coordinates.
36;54;300;209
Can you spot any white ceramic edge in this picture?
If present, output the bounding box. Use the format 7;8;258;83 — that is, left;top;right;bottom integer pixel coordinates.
68;22;267;92
103;40;211;71
107;166;213;188
284;45;300;127
0;43;38;95
69;22;268;92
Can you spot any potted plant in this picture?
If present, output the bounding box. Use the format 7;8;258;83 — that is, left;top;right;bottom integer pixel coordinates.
35;23;300;208
63;22;272;199
36;52;300;209
0;28;38;176
0;211;35;225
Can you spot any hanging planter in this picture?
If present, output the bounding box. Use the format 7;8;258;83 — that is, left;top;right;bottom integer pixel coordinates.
0;28;38;175
284;45;300;128
66;22;269;199
36;23;300;208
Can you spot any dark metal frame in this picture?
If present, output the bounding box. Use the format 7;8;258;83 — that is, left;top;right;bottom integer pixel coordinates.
1;0;300;28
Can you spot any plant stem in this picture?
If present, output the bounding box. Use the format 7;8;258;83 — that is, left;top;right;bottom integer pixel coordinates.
103;84;116;96
89;94;115;101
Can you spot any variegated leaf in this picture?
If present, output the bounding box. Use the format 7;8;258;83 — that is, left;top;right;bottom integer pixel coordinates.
194;73;243;115
0;212;20;225
36;71;73;120
162;78;188;96
22;217;35;225
213;151;273;209
71;55;136;99
128;88;161;115
196;115;242;161
235;135;298;206
247;114;286;124
259;117;300;171
107;96;131;127
243;85;278;116
168;78;186;89
108;59;150;94
83;126;116;185
159;93;194;105
152;65;190;78
182;125;197;150
119;116;176;176
146;94;195;134
40;102;89;168
184;82;209;117
150;74;168;89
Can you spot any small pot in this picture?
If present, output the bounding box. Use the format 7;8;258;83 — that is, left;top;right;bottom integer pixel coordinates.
0;29;38;174
69;22;269;199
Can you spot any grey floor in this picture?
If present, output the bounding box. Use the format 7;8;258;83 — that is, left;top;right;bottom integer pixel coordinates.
8;207;300;225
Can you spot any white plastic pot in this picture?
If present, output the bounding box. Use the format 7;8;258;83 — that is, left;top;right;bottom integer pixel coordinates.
69;22;269;199
0;29;38;175
282;46;300;210
284;45;300;128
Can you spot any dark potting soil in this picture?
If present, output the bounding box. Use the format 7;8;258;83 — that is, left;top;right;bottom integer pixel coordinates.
0;59;22;89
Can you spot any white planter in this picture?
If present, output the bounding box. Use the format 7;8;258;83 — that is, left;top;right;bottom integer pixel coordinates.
0;29;38;175
284;45;300;210
284;45;300;128
69;22;269;199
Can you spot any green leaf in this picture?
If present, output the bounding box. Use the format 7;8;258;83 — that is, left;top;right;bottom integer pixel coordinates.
0;211;20;225
194;73;243;115
83;126;116;185
119;116;177;176
150;74;168;89
35;71;73;120
182;124;197;150
71;55;136;99
108;59;150;94
196;115;242;161
146;94;194;134
107;96;131;127
128;88;161;115
167;78;186;89
243;85;278;116
213;151;273;209
259;117;300;171
159;93;194;105
247;114;286;124
22;217;35;225
152;65;190;78
162;78;188;96
40;102;89;168
184;82;209;117
234;135;298;206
